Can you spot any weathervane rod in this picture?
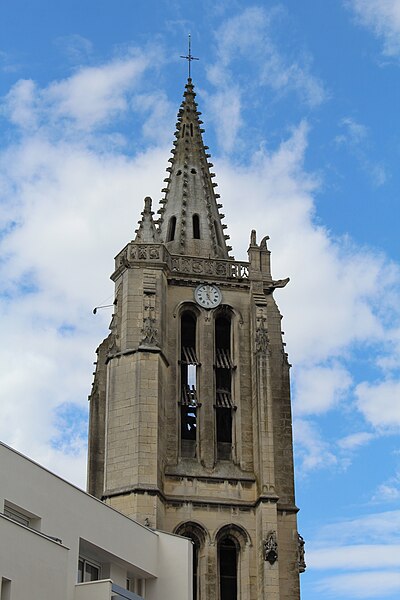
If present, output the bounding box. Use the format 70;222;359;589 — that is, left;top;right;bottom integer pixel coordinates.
180;33;199;79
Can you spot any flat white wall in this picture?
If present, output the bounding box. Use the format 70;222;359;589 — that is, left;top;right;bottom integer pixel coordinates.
147;531;193;600
0;442;192;600
0;516;69;600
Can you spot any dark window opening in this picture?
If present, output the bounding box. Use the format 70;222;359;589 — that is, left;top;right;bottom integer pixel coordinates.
181;312;198;458
167;216;176;242
182;124;186;137
216;317;230;350
181;406;197;440
215;316;233;460
191;168;197;174
176;169;182;176
219;538;237;600
181;312;196;349
216;407;232;460
190;123;194;136
193;214;200;239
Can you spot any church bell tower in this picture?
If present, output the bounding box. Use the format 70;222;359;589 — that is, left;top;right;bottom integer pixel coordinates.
88;77;304;600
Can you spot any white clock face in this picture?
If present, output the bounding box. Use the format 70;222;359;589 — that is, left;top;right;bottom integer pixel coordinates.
195;284;222;309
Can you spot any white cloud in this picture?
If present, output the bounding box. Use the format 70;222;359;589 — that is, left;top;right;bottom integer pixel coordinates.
317;570;400;598
54;34;94;63
294;419;338;472
335;117;388;186
308;512;400;597
346;0;400;58
317;510;400;545
356;379;400;428
338;431;375;450
309;544;400;570
45;57;147;128
204;6;326;152
371;471;400;502
4;79;38;129
3;52;151;132
294;363;352;415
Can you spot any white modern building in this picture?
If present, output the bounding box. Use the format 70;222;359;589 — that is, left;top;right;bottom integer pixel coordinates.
0;441;192;600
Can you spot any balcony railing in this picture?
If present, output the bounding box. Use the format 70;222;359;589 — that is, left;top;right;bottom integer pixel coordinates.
75;580;143;600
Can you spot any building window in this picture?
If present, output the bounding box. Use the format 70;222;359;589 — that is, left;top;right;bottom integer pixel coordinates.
4;505;30;527
193;214;200;239
1;578;11;600
180;311;199;458
127;578;145;597
218;538;238;600
215;315;234;460
77;558;100;583
3;501;41;530
167;216;176;242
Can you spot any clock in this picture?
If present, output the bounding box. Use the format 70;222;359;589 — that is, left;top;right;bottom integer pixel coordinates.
194;284;222;309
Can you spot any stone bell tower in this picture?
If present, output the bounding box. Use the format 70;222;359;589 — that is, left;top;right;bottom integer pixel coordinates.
88;78;304;600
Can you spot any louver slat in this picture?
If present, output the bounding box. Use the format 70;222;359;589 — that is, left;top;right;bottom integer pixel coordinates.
181;346;199;365
181;385;198;406
215;348;234;369
216;390;233;408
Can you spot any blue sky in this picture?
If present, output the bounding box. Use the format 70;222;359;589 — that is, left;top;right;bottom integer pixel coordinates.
1;1;400;598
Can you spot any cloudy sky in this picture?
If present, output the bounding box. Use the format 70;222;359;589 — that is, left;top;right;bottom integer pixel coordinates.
1;0;400;598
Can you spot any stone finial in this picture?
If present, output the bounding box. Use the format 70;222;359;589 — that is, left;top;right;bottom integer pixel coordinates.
250;230;257;247
134;196;161;243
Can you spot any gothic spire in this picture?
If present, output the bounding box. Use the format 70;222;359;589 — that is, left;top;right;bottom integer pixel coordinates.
157;78;231;259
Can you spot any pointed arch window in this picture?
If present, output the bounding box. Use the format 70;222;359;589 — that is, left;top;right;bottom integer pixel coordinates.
215;313;234;460
218;537;238;600
180;311;199;458
193;214;200;239
167;216;176;242
174;523;207;600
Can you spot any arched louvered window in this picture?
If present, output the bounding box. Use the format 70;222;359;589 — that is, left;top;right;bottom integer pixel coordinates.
167;216;176;242
193;214;200;239
180;312;199;457
215;314;234;460
218;537;238;600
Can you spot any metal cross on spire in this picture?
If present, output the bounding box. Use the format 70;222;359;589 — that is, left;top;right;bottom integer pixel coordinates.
180;34;199;79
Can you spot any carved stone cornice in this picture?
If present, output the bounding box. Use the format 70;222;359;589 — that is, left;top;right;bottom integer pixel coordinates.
112;243;250;283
